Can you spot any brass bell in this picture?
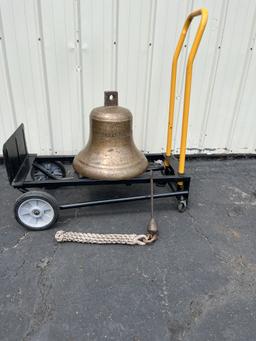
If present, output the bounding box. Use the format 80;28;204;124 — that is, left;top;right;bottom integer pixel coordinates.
73;91;148;180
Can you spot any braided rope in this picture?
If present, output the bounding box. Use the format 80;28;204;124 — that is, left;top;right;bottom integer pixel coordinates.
55;230;153;246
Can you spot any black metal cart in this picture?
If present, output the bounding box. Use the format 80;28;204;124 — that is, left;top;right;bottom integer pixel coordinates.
2;124;190;231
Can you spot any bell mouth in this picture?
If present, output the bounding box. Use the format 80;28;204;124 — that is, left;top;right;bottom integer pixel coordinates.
73;154;148;180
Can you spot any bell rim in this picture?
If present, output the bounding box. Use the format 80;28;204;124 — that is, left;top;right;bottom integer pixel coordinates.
73;158;148;180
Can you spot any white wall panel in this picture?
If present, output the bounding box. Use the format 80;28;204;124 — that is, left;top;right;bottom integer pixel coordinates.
40;0;82;154
0;0;51;153
186;0;226;153
202;0;256;153
80;0;114;144
145;0;192;153
0;0;256;155
0;6;16;148
117;0;152;148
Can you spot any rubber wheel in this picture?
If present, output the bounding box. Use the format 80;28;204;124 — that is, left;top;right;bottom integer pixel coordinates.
177;200;187;213
14;191;59;231
31;161;66;181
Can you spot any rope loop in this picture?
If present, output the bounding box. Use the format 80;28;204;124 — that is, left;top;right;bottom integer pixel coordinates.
55;231;157;246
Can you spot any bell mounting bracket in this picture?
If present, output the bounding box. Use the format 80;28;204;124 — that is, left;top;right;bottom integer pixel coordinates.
104;91;118;106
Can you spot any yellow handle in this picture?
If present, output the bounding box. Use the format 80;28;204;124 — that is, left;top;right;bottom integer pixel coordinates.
165;8;208;174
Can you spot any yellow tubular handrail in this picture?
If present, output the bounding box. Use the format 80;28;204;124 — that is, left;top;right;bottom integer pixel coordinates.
165;8;208;174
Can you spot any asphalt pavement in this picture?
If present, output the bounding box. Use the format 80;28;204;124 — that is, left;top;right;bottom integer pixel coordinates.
1;158;256;341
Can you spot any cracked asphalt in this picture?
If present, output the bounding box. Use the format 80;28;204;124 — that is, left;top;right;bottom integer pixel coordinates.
1;158;256;341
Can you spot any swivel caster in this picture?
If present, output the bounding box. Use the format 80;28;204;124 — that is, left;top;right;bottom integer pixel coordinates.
177;199;187;213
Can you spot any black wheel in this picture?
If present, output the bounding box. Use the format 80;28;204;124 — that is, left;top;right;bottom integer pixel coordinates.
31;161;66;181
14;191;59;231
177;200;187;213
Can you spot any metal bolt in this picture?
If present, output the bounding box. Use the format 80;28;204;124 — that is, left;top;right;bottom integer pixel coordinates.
33;209;40;216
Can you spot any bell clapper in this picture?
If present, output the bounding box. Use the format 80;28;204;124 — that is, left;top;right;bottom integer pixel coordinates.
147;170;158;238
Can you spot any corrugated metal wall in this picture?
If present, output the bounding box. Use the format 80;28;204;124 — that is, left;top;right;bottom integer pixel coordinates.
1;0;256;155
